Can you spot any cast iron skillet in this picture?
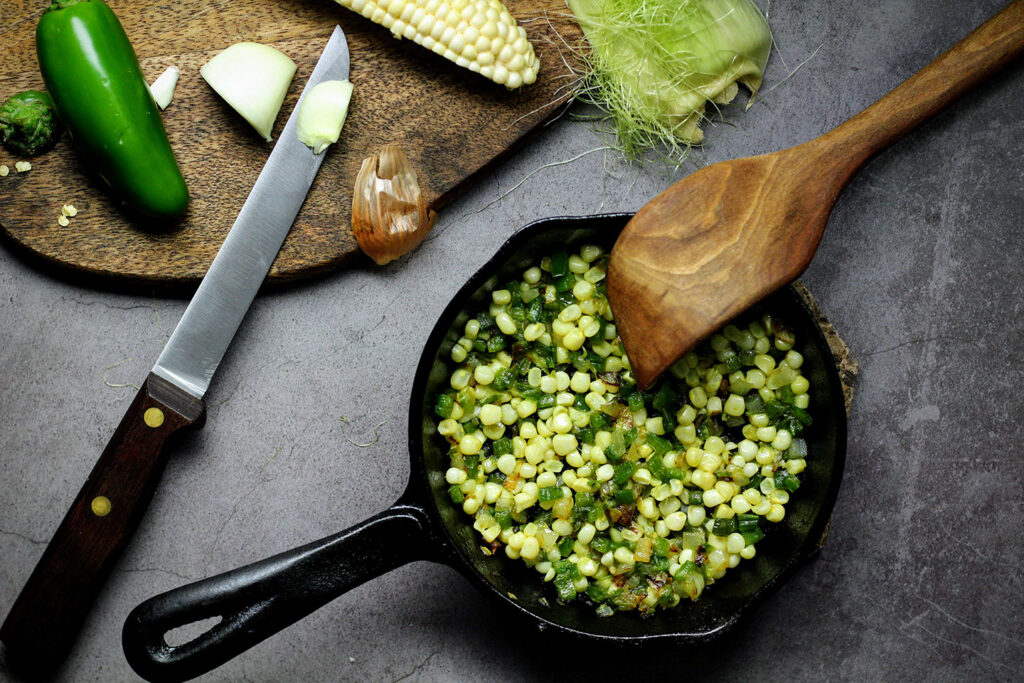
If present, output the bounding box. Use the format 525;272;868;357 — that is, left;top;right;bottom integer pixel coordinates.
122;214;847;682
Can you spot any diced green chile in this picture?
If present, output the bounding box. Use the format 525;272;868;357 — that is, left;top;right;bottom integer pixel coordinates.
613;489;635;504
434;393;454;418
493;508;513;529
645;433;672;456
448;485;465;504
612;462;636;485
539;486;564;502
712;518;737;537
549;251;569;277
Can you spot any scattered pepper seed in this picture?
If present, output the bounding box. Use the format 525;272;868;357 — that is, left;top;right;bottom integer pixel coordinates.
15;161;31;173
58;215;70;227
0;165;8;176
61;204;78;217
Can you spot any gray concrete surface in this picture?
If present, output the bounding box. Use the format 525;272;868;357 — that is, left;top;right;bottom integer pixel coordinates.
2;1;1023;680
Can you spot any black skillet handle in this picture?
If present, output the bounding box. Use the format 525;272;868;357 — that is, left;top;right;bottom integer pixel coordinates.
122;500;435;683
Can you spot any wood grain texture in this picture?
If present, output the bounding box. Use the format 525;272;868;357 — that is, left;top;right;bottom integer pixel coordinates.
608;0;1024;389
0;373;205;674
0;0;582;288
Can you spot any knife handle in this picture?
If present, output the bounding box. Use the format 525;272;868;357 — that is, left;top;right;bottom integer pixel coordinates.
1;373;205;675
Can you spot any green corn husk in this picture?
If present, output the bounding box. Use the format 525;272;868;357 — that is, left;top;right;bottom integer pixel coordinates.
567;0;772;159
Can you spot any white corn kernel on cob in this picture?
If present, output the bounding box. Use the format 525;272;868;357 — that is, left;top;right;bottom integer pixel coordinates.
336;0;540;88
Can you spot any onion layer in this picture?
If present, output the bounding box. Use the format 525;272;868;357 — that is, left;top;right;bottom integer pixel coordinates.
200;42;297;142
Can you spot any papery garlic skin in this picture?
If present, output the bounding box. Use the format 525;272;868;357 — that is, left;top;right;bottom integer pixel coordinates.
352;144;437;265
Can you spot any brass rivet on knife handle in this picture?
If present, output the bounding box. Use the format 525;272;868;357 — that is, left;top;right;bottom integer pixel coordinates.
144;407;165;428
0;373;206;676
90;496;112;517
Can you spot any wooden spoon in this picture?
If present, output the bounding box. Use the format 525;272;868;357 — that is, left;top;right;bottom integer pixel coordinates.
608;1;1024;389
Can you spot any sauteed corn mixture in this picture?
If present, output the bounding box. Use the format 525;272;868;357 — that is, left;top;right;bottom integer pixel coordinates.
434;245;813;615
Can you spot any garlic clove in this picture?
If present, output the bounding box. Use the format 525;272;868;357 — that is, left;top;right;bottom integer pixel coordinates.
352;143;436;266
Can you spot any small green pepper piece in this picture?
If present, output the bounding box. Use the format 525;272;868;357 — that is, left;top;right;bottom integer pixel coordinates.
434;393;454;419
0;90;61;156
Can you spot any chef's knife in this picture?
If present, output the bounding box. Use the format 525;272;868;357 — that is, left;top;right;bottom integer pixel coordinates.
0;26;350;674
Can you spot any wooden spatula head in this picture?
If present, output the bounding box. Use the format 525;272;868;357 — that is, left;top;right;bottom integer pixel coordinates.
607;148;835;389
607;0;1024;389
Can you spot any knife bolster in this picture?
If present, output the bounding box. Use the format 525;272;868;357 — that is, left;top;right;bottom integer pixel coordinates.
146;372;207;431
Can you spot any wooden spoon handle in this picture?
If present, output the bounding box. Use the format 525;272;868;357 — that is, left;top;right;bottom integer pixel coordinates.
818;0;1024;175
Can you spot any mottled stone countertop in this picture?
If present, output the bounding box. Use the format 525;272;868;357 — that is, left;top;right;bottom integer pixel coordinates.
2;1;1022;680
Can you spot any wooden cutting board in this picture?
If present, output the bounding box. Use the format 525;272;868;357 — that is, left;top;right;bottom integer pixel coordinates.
0;0;582;289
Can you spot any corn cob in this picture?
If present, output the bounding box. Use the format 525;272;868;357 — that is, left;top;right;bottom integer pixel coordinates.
336;0;540;89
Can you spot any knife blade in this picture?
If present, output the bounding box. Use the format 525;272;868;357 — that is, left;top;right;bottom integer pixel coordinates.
0;26;350;675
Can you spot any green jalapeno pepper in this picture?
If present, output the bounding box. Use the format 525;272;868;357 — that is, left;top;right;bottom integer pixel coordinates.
36;0;189;220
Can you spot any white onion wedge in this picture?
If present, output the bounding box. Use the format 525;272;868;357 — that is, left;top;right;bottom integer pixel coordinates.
296;80;354;155
200;43;297;142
